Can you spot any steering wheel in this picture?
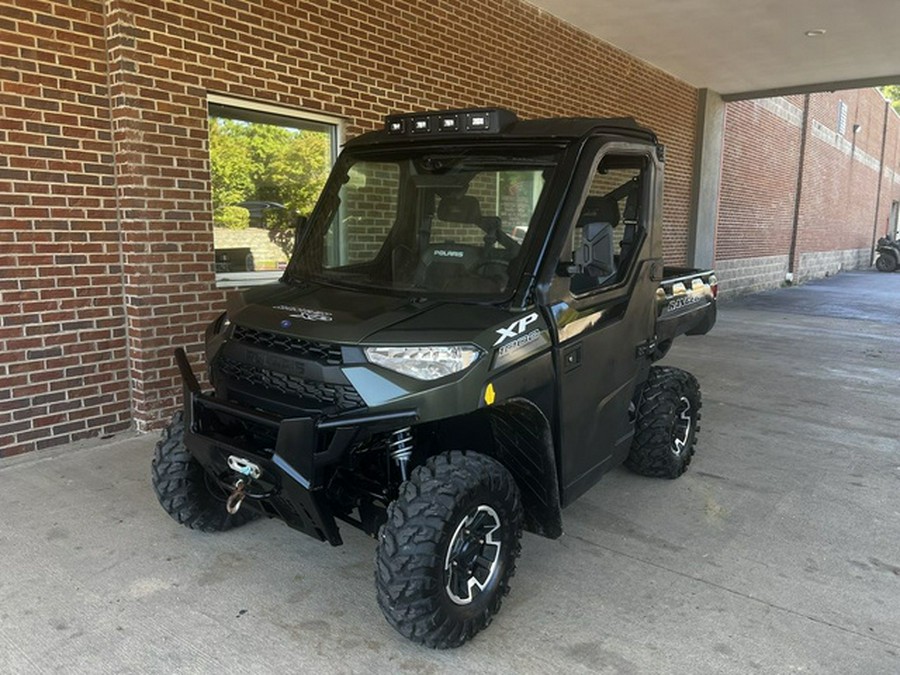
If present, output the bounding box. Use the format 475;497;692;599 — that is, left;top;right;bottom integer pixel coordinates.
475;259;510;279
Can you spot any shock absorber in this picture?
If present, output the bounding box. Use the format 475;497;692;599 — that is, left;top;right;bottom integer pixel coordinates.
388;427;414;482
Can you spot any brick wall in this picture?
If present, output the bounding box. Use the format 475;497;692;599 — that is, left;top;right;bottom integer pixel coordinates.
0;1;131;456
717;96;803;262
716;89;900;295
1;0;700;455
797;90;886;262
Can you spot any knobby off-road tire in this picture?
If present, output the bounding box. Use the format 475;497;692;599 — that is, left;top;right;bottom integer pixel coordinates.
375;451;524;649
626;366;701;479
875;254;898;273
151;411;257;532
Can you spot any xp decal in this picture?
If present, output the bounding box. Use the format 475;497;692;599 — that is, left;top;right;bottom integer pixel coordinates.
493;312;539;347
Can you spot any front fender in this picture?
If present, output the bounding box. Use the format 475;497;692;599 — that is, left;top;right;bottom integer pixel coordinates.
424;399;563;539
485;399;563;539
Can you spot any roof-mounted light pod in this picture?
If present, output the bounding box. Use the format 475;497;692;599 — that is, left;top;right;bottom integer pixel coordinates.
411;117;431;133
439;114;460;131
467;113;489;130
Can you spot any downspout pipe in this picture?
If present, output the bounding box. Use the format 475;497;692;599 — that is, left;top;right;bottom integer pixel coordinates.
788;94;811;279
870;100;890;263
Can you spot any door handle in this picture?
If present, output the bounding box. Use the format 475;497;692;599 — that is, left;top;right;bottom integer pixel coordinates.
563;344;582;372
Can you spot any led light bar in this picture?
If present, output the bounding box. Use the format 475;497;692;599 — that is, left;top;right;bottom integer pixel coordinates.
385;108;517;136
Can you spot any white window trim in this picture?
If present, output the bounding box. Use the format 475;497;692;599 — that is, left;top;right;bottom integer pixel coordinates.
215;270;283;288
207;93;346;138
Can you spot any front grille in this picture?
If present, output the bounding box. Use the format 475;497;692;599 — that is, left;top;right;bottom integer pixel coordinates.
232;325;342;365
217;357;364;411
196;404;279;456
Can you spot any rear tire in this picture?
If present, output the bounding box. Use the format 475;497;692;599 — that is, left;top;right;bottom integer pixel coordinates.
626;366;701;478
875;254;897;273
151;411;257;532
375;451;523;648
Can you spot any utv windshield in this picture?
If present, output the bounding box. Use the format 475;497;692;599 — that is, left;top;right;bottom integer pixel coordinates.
285;144;562;299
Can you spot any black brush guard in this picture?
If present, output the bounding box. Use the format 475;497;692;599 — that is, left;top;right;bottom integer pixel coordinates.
174;348;415;546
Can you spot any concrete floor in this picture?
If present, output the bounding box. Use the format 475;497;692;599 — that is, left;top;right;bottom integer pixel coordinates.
2;270;899;674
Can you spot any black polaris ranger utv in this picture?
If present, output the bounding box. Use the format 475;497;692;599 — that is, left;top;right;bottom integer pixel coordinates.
152;108;717;648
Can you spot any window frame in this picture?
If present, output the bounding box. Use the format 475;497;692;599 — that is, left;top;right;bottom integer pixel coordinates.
559;144;654;300
837;100;848;135
207;93;344;288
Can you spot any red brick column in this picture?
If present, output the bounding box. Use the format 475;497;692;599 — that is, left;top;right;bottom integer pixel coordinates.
0;0;131;456
104;0;227;431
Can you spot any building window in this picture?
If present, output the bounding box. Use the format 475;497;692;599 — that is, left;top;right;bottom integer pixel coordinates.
207;95;340;287
837;100;848;135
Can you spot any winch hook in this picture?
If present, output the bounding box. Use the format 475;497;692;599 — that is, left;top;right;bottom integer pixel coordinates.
226;478;247;515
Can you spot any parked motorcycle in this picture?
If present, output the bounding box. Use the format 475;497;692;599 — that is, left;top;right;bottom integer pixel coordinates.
875;236;900;273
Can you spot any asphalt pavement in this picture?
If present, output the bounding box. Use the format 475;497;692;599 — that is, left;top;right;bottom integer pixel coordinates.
1;269;899;674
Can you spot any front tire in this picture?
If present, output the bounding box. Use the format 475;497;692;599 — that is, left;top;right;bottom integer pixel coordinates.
151;411;257;532
375;451;524;649
626;366;701;478
875;254;898;272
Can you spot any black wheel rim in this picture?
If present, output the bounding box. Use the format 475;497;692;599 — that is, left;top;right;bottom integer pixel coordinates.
444;505;502;605
672;396;693;457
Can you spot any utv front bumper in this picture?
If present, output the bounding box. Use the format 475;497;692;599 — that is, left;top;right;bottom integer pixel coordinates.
174;348;414;546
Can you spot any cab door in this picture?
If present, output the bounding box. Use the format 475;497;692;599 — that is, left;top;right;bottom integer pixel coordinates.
545;147;662;505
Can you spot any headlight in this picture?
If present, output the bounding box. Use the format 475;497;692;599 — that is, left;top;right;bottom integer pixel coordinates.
205;312;230;344
212;312;231;335
364;345;482;381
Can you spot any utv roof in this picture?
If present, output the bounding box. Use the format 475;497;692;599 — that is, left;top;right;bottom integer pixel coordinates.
345;108;659;148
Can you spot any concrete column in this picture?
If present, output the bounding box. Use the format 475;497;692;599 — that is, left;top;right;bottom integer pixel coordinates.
687;89;725;269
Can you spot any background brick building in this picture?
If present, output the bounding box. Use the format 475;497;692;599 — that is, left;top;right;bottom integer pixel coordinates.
716;89;900;293
1;0;899;456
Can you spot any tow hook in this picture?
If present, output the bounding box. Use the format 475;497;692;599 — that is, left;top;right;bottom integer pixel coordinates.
226;479;247;514
225;455;262;515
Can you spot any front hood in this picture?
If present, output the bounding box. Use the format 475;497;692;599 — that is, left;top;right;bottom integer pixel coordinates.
229;281;516;347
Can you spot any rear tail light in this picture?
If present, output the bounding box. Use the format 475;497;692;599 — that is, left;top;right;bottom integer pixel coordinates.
709;274;718;298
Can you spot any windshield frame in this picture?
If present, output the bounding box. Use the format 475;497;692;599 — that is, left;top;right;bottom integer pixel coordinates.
282;140;571;304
